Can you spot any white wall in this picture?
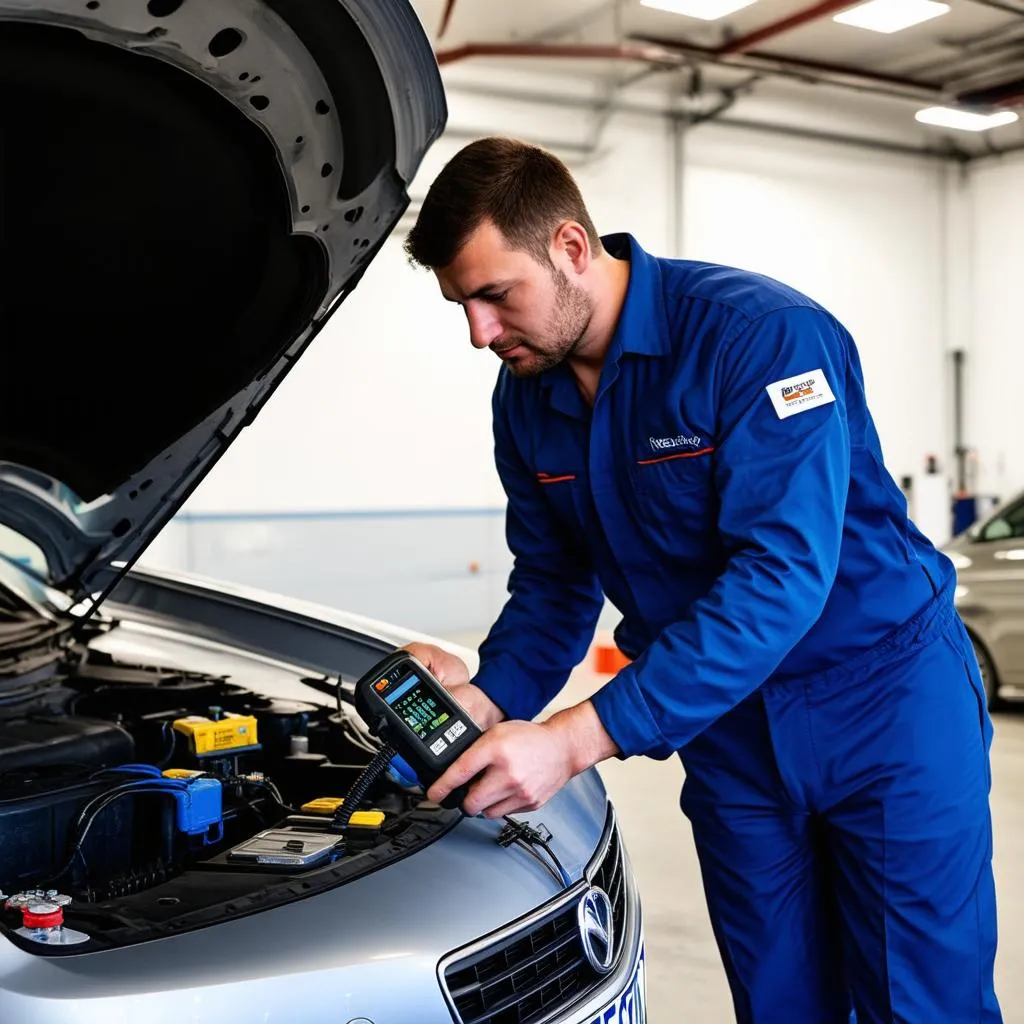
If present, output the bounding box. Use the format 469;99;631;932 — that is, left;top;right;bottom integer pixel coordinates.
178;82;950;518
965;151;1024;505
681;123;948;497
178;237;503;513
181;88;674;514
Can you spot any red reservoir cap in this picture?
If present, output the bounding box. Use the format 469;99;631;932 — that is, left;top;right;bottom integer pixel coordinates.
22;904;63;929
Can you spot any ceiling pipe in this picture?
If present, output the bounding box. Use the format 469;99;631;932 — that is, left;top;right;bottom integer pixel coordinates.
718;0;859;55
435;41;688;68
947;57;1024;94
435;14;947;107
524;0;622;44
970;138;1024;160
963;75;1024;105
964;0;1024;15
437;0;458;40
941;15;1024;52
439;0;865;58
432;0;1024;111
437;80;972;160
646;35;943;101
642;35;1024;110
707;45;938;94
903;35;1024;80
435;38;941;102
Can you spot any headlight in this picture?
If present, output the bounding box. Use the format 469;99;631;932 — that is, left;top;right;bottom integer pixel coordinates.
947;552;972;571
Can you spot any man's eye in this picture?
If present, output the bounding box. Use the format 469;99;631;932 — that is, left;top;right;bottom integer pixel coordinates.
484;291;508;304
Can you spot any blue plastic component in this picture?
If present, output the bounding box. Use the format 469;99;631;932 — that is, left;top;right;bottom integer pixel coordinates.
97;766;225;845
171;777;223;842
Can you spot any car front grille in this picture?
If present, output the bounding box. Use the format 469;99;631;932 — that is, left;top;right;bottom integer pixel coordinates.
442;812;628;1024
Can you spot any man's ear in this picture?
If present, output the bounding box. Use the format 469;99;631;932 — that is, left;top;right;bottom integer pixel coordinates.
551;221;592;276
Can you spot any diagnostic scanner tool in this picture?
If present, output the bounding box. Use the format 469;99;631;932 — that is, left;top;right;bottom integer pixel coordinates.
353;651;483;810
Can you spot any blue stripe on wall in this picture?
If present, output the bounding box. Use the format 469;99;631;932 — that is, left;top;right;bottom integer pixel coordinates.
161;508;512;637
175;508;505;523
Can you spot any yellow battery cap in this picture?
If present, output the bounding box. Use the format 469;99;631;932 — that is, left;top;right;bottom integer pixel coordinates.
300;797;384;828
161;768;205;779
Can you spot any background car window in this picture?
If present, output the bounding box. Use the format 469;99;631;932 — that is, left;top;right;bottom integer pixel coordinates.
979;501;1024;542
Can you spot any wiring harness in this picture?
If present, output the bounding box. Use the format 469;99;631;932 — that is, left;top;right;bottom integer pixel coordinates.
498;816;572;889
333;743;396;832
43;764;288;887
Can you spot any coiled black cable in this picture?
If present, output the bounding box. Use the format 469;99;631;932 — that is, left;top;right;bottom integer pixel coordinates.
333;744;395;832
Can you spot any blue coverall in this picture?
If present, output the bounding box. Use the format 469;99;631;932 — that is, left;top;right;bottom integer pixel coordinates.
471;233;1001;1023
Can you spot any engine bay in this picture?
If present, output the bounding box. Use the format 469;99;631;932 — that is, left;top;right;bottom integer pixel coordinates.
0;642;456;953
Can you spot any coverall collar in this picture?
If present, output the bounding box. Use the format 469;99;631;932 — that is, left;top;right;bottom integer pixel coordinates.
601;232;672;358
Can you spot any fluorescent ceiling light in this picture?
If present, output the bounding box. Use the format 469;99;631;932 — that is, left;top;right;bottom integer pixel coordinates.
639;0;758;21
915;106;1019;132
833;0;949;33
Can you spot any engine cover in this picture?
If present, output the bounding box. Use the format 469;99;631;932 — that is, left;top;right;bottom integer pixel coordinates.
0;715;133;773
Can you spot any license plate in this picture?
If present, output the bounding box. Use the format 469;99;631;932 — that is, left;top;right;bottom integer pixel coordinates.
580;944;646;1024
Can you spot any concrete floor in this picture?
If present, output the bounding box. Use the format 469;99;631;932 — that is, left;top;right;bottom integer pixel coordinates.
449;632;1024;1022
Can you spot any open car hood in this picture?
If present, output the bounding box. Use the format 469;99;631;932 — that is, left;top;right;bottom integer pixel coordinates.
0;0;445;616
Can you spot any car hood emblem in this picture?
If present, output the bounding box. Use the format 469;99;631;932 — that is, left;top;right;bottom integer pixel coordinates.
578;886;614;974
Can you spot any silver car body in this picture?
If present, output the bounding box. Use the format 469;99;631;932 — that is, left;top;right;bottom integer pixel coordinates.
945;492;1024;705
0;566;646;1024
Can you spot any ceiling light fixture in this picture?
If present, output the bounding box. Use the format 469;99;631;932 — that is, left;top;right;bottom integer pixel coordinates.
833;0;949;33
639;0;758;21
914;106;1020;131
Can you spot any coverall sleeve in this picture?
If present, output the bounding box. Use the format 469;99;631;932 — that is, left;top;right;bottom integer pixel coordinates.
470;383;605;722
590;306;852;759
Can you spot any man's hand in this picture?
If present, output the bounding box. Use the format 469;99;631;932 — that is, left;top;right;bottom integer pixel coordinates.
427;701;620;818
400;642;505;730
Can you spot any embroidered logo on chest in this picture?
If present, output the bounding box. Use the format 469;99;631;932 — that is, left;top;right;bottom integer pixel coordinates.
648;433;703;452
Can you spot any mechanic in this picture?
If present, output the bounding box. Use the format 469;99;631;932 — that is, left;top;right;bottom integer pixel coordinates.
400;136;1001;1023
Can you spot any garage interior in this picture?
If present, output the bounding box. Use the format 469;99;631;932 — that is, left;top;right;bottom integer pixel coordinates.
115;0;1024;1019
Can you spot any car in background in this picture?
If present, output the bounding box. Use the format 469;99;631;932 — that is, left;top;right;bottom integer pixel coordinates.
945;490;1024;709
0;2;645;1022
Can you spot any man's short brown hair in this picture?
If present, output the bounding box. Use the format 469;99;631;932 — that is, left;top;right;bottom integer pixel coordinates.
403;136;602;270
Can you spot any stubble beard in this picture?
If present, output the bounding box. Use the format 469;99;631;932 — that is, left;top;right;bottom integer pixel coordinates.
502;267;594;379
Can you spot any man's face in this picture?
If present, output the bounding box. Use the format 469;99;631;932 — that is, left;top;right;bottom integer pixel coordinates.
435;220;593;378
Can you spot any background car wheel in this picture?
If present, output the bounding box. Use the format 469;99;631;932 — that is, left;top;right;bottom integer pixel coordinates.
971;635;1002;711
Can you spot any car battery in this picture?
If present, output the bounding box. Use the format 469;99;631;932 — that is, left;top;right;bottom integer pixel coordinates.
172;711;260;758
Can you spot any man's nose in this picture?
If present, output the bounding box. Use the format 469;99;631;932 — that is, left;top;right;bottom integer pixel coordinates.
465;303;501;350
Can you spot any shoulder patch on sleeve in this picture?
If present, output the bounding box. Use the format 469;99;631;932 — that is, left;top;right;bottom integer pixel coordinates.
765;368;836;420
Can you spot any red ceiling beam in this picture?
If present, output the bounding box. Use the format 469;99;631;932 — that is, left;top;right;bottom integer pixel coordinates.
431;1;983;104
718;0;859;55
435;0;862;60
